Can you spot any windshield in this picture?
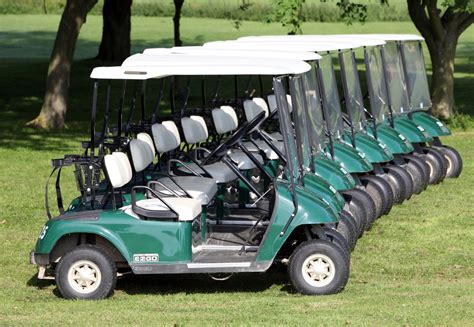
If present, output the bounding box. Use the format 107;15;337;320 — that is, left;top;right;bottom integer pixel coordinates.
318;55;344;139
364;46;389;123
273;76;301;185
303;63;326;153
401;41;432;111
382;42;410;114
290;75;313;171
339;50;365;131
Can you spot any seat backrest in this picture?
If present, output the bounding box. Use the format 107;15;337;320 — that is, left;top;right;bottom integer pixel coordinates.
243;97;269;122
211;106;239;135
152;121;181;154
181;115;209;144
137;132;156;157
267;94;293;114
104;152;133;188
129;138;154;173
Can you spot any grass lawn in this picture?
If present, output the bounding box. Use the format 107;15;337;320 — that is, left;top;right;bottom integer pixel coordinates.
0;15;473;325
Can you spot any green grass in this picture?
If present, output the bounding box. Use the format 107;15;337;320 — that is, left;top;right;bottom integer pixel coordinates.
0;15;473;325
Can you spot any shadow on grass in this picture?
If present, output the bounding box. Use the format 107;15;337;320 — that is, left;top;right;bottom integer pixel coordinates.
27;269;295;297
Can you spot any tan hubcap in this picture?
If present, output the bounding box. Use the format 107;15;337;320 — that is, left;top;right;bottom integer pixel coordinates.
67;260;102;294
301;254;335;287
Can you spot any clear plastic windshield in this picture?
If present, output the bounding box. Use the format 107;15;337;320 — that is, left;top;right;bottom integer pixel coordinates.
340;50;365;131
401;41;432;111
273;76;301;185
303;63;326;153
383;42;410;114
318;55;344;139
290;75;312;171
364;46;389;123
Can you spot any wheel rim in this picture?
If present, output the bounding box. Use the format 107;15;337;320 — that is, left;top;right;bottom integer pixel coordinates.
67;260;102;294
426;159;434;178
301;254;336;288
444;154;453;175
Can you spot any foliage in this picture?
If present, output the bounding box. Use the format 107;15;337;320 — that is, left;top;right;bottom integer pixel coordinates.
268;0;306;34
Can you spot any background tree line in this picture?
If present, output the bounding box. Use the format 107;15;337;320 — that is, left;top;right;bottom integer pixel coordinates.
23;0;473;129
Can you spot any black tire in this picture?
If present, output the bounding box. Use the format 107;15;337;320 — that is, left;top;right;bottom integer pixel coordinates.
387;164;414;201
320;227;351;261
421;147;445;184
342;188;377;230
436;145;463;178
383;169;404;205
55;245;117;300
288;239;350;295
402;157;425;194
404;154;430;191
359;176;384;219
337;210;358;251
361;174;394;216
342;193;367;238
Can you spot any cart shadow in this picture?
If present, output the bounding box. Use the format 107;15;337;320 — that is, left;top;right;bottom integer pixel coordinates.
115;270;292;295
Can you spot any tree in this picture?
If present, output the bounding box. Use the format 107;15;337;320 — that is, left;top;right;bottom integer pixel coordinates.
406;0;473;119
27;0;97;129
96;0;133;62
270;0;306;35
337;0;473;119
173;0;185;46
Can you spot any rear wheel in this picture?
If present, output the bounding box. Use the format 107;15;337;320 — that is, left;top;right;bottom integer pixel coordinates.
56;245;117;300
436;145;463;178
289;239;349;295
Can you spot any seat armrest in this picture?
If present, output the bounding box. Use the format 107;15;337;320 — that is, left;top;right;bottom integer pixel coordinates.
131;186;179;219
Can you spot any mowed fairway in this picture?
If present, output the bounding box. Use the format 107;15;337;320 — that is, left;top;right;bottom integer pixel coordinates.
0;15;473;325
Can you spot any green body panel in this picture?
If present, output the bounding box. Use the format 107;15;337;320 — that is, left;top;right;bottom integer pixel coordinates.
329;142;373;174
392;117;433;143
256;180;339;262
35;211;193;263
411;111;451;137
366;124;414;154
314;155;356;191
303;173;345;212
342;132;393;163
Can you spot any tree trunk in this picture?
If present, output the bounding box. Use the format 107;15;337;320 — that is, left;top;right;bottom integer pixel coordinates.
428;34;458;119
96;0;132;62
173;0;184;47
27;0;97;129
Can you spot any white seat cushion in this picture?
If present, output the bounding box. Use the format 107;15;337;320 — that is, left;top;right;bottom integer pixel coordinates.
152;176;218;205
134;197;201;221
227;150;264;169
243;140;284;160
181;116;209;144
152;121;181;154
177;162;237;184
212;106;239;135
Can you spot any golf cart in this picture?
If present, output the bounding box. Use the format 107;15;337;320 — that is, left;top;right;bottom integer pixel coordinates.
31;56;351;299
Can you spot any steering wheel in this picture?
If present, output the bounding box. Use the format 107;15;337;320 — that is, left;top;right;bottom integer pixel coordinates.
202;111;266;164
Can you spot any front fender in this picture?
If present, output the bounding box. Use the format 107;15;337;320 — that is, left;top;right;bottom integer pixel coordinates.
367;124;414;154
304;173;345;212
330;142;373;174
314;155;356;191
350;133;393;163
393;116;433;143
412;111;451;137
256;181;339;262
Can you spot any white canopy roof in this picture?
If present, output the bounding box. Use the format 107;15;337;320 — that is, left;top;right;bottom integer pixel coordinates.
91;53;311;80
237;35;385;47
143;46;322;61
204;40;359;52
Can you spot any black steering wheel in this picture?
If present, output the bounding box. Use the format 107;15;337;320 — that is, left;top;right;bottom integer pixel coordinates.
202;111;266;164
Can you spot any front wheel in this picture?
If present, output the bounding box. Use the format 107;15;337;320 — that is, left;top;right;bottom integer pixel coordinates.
435;145;463;178
55;245;117;300
289;239;349;295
